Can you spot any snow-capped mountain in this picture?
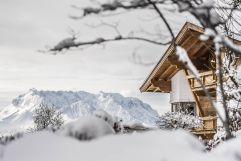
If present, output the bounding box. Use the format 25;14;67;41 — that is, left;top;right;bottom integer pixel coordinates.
0;89;159;132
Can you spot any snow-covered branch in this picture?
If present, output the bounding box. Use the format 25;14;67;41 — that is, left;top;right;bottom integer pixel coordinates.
50;35;171;52
71;0;166;19
176;46;199;78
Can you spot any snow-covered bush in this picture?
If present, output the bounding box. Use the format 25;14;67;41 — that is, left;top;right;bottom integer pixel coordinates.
156;112;203;130
94;109;123;133
58;116;114;141
0;133;23;145
229;107;241;132
33;103;64;131
205;126;226;151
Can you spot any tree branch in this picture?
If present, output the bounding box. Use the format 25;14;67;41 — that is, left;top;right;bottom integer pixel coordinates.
71;0;166;19
217;53;232;139
50;36;171;52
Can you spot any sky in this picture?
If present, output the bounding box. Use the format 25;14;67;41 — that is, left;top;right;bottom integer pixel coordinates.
0;0;199;113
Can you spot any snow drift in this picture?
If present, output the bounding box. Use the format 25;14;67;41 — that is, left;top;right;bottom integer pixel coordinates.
1;122;241;161
0;89;159;132
1;130;206;161
58;116;115;140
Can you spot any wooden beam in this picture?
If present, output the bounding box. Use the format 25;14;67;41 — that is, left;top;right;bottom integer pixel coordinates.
168;55;186;69
177;32;193;46
192;43;214;59
161;65;176;78
150;78;171;91
154;88;160;92
193;92;204;116
192;85;216;92
185;30;210;54
188;40;204;57
167;54;178;62
154;62;170;80
183;36;200;53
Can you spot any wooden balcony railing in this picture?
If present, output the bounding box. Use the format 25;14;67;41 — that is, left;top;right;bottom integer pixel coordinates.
186;71;217;91
192;116;217;136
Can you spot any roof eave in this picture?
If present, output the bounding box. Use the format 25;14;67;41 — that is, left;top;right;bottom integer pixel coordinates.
139;22;204;93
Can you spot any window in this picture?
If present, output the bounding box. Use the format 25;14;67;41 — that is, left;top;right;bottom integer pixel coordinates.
171;102;196;115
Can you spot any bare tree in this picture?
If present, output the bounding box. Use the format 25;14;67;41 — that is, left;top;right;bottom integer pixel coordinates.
47;0;241;139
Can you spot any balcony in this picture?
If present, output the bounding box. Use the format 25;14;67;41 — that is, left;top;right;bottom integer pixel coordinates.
191;116;217;139
186;71;217;92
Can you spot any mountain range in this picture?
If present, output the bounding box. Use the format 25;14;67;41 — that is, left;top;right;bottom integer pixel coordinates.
0;89;159;133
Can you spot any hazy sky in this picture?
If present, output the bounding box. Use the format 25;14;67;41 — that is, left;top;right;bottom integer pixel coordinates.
0;0;198;113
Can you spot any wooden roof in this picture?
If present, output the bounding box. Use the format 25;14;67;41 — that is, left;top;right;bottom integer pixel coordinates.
140;22;241;93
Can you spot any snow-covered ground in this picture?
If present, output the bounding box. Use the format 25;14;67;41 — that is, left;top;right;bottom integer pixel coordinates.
0;89;159;132
1;129;241;161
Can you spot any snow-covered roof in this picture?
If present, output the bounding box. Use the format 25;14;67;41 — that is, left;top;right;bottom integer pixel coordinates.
140;22;241;93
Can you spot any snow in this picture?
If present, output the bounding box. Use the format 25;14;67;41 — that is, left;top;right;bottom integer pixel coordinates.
202;0;214;7
93;109;115;127
0;89;159;132
58;116;114;140
213;135;241;161
52;37;76;51
1;130;207;161
3;129;241;161
216;87;227;122
237;66;241;80
223;36;241;54
200;28;216;41
176;46;199;77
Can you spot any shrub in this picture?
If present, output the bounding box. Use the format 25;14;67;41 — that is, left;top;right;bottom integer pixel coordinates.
33;103;64;131
156;112;203;130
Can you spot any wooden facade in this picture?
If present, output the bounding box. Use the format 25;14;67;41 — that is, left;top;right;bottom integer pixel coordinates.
140;22;241;139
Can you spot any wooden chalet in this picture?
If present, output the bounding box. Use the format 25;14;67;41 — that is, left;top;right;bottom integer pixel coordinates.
140;22;241;139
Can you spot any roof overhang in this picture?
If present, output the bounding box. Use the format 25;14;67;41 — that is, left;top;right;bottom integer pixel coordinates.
140;22;241;93
140;22;214;93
